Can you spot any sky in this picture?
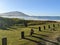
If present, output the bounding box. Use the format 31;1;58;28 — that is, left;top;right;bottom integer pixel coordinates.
0;0;60;16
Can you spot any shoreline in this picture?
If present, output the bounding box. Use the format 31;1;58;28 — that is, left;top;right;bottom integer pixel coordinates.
0;16;60;22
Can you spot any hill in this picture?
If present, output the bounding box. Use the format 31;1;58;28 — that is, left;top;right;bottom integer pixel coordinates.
0;11;29;16
0;11;35;20
0;17;60;45
0;17;25;29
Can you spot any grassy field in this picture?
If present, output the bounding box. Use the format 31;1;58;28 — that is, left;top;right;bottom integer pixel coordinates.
0;21;60;45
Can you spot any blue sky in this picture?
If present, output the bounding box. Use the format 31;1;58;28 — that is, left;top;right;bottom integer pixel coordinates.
0;0;60;16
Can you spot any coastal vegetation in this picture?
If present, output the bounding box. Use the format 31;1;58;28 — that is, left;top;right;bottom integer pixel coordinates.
0;17;60;45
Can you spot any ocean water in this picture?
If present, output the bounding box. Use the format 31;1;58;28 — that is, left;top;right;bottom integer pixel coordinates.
33;16;60;21
1;16;60;21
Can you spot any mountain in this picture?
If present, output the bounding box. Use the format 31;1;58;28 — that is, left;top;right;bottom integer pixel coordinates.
1;11;60;21
0;11;40;20
0;11;30;19
0;11;29;16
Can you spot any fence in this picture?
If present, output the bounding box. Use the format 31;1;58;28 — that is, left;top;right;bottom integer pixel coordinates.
1;24;60;45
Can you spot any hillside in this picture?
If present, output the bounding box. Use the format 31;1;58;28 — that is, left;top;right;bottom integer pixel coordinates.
0;17;60;45
0;17;25;30
0;17;57;30
0;11;44;20
0;11;29;16
0;11;35;20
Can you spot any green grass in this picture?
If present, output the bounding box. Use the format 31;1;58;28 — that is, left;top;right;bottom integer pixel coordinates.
0;22;60;45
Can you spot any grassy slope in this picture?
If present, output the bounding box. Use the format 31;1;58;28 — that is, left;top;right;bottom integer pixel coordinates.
0;18;60;45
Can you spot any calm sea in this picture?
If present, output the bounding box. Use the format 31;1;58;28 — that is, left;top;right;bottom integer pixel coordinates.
33;16;60;21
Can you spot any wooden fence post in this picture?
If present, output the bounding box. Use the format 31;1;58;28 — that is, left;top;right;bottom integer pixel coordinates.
58;24;59;27
48;25;50;29
53;24;55;27
39;27;41;31
30;29;34;36
2;37;7;45
44;26;45;30
21;31;25;39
